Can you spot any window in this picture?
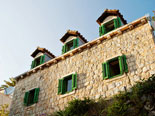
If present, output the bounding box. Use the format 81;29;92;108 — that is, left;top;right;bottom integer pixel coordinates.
62;38;79;54
24;88;40;106
102;55;128;79
58;73;77;94
31;55;45;69
66;40;74;51
99;17;121;36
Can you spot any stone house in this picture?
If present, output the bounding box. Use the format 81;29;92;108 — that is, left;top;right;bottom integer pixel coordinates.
10;9;155;115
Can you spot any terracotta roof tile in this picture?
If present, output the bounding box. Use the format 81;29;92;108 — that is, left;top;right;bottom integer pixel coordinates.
31;47;56;58
96;9;127;25
60;30;88;43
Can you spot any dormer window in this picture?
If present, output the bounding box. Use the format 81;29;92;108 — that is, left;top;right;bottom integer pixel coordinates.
66;40;74;51
31;55;45;69
60;30;88;54
62;38;79;54
97;9;127;36
99;17;121;36
30;47;55;69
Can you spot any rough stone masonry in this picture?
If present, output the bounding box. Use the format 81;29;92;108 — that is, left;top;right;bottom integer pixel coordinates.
10;17;155;115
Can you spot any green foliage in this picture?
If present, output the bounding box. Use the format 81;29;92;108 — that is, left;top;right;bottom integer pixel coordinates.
53;74;155;116
54;98;95;116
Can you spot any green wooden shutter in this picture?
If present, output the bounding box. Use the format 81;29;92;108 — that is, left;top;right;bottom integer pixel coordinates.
114;18;118;29
31;60;35;69
40;55;45;64
118;56;124;75
102;63;108;79
58;79;62;94
102;62;110;79
64;44;67;53
114;17;121;29
62;78;67;94
118;17;121;27
106;61;110;78
62;45;65;54
33;88;40;103
24;92;29;106
40;56;43;65
101;24;106;35
42;55;45;63
72;73;77;90
122;55;128;73
99;26;102;36
76;38;79;47
73;38;78;48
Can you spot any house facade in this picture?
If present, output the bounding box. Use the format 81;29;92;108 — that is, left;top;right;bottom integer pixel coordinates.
10;9;155;115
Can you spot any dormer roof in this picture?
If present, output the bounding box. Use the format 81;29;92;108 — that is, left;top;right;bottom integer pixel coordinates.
60;30;88;43
96;9;127;25
31;47;56;58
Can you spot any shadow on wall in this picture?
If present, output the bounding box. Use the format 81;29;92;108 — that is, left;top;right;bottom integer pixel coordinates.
77;73;87;90
126;54;143;86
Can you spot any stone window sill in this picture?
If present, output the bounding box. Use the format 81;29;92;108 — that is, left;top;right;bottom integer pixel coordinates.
25;103;36;110
60;90;76;98
104;73;127;83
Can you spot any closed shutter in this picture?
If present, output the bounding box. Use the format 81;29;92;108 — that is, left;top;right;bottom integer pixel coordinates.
33;88;40;103
31;61;35;69
118;56;124;75
24;92;29;106
72;73;77;90
58;79;63;94
122;55;128;73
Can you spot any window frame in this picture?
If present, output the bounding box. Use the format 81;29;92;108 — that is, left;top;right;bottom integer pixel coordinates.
58;73;77;95
24;88;40;106
62;38;79;54
31;55;45;69
99;17;121;36
102;55;128;79
66;40;74;52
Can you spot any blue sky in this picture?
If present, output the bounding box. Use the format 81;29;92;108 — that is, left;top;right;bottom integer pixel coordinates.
0;0;154;85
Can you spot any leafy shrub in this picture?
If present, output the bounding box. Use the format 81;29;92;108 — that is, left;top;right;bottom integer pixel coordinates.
53;74;155;116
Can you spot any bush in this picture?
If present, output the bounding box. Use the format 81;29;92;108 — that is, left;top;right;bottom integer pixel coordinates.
53;74;155;116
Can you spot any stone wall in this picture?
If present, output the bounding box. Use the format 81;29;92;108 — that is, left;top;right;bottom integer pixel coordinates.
10;23;155;116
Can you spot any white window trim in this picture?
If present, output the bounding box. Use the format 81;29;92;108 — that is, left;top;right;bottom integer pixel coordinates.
60;72;76;79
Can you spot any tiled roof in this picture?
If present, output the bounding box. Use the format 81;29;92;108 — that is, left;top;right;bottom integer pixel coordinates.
96;9;127;25
31;47;56;58
60;30;88;43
